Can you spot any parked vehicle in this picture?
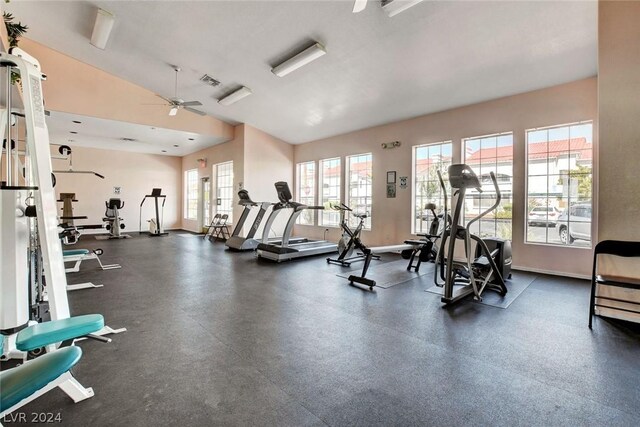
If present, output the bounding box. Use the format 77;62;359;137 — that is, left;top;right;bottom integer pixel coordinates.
528;206;562;226
556;203;592;244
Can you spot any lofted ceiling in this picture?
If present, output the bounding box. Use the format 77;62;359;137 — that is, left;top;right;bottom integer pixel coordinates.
6;1;597;145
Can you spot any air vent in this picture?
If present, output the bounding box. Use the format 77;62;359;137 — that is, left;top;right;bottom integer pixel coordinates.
200;74;221;87
121;137;137;142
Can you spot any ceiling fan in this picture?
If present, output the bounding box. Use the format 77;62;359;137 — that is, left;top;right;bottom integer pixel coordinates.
353;0;424;16
154;66;206;116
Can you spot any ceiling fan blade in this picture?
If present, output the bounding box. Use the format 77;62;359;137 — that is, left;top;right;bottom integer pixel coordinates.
184;106;207;116
156;94;173;104
181;101;203;107
353;0;367;13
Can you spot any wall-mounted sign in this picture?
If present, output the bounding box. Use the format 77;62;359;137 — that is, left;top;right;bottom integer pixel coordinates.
386;184;396;198
387;171;396;184
113;186;121;195
399;176;408;189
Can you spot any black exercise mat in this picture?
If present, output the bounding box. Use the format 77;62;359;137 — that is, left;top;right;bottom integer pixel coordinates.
337;259;435;289
424;271;537;308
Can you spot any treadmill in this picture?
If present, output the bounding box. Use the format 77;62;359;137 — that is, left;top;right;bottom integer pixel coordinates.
225;190;305;251
256;182;337;262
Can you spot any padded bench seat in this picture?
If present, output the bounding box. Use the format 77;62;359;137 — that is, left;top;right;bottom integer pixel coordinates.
0;347;82;412
16;314;104;352
63;249;91;257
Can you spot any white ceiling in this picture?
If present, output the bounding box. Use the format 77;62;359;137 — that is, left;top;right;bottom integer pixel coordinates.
47;111;223;156
7;1;597;145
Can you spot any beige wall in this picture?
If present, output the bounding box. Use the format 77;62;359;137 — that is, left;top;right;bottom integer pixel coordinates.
181;125;245;232
179;124;295;235
19;38;234;140
52;146;182;232
294;78;597;277
598;1;640;241
243;124;294;237
243;124;294;204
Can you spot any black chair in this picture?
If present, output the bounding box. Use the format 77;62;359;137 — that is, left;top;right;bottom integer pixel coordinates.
203;213;221;240
211;214;230;241
589;240;640;328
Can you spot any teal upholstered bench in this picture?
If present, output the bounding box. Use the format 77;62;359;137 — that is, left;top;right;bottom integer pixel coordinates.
0;346;83;413
16;314;104;351
63;249;91;257
0;314;107;421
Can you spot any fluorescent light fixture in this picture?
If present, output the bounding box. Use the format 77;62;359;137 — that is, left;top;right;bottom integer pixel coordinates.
381;0;424;17
271;43;326;77
218;86;252;106
169;106;178;116
353;0;368;13
90;8;115;49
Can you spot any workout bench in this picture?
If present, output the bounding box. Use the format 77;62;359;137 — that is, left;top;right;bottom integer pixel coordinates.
0;315;109;424
63;248;121;273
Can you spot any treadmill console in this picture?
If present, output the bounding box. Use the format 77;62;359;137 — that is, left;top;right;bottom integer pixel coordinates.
274;181;293;204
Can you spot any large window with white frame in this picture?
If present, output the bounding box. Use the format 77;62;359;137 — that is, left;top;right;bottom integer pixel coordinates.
296;161;316;225
412;141;452;234
346;153;373;229
184;169;199;220
526;121;593;247
319;157;341;227
463;132;514;240
214;161;234;223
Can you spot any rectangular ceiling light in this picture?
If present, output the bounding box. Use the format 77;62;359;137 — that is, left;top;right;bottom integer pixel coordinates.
381;0;424;17
271;43;326;77
90;8;115;49
218;86;252;106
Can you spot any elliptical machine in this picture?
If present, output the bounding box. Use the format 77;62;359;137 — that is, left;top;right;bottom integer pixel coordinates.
434;164;512;305
327;203;379;267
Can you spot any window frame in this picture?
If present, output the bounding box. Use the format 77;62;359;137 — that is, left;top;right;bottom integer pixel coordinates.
214;161;234;223
462;131;514;241
296;161;317;225
318;157;342;228
184;168;199;220
345;153;373;230
524;120;594;249
411;141;453;235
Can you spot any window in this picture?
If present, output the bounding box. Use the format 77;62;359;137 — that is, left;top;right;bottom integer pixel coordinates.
526;121;593;247
346;153;373;229
463;132;513;240
319;158;341;227
215;161;234;223
184;169;198;220
413;141;452;234
296;161;316;225
202;177;211;227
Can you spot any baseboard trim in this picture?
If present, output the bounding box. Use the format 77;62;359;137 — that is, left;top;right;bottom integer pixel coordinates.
512;265;589;280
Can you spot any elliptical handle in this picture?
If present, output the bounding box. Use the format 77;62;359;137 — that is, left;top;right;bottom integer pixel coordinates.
467;171;502;229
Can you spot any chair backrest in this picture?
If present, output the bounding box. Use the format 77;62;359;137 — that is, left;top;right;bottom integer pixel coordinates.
219;214;229;225
210;213;221;225
594;240;640;258
592;239;640;280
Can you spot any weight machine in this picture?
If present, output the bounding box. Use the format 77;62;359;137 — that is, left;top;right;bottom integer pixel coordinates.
0;49;125;362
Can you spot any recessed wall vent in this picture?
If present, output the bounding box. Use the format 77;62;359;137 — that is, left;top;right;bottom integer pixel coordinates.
200;74;221;87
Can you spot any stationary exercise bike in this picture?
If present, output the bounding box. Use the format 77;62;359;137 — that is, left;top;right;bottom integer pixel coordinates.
101;198;130;239
327;203;379;267
401;202;446;266
434;164;512;305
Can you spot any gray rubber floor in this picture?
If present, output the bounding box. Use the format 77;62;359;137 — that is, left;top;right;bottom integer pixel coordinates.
5;232;640;426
